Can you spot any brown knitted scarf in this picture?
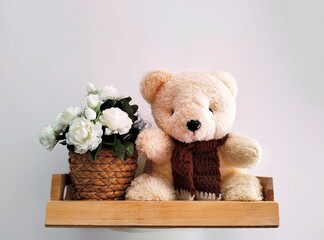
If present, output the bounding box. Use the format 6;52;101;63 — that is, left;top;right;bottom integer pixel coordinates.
171;135;228;197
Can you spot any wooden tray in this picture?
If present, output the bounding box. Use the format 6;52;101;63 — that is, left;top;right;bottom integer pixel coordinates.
45;174;279;228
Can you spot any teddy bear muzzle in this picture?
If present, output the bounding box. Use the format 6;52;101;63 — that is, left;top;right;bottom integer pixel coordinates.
186;120;201;132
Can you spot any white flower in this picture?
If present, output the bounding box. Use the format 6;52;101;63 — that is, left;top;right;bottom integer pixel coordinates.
99;85;120;100
84;107;96;120
86;94;102;109
86;83;97;95
66;117;103;154
99;108;132;135
52;106;82;132
39;126;57;151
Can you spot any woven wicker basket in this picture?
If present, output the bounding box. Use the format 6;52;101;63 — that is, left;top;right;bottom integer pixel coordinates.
68;148;138;200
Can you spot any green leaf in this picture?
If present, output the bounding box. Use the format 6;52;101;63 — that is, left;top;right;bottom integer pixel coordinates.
121;97;132;103
123;128;139;143
131;104;138;114
56;133;66;141
124;106;134;120
113;139;126;160
102;134;117;146
67;144;75;152
124;142;134;160
89;144;102;162
120;101;135;120
112;140;134;161
100;99;117;111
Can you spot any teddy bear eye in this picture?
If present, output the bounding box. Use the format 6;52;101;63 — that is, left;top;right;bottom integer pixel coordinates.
171;109;175;115
209;107;213;113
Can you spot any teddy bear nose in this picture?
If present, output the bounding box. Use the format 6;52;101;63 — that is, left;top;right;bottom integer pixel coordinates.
187;120;201;132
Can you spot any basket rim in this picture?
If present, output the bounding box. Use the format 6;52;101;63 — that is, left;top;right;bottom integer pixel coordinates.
69;148;138;164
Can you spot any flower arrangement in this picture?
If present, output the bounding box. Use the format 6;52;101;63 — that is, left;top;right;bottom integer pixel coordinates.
39;83;146;161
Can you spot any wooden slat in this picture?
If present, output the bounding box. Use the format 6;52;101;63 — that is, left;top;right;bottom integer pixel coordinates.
257;176;274;201
46;200;279;227
50;174;68;200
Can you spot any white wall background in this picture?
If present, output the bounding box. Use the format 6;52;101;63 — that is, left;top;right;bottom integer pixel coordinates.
1;0;323;239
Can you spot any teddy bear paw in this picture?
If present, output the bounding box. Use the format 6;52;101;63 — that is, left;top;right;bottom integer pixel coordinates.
125;174;176;201
195;191;222;201
221;173;263;201
176;189;195;200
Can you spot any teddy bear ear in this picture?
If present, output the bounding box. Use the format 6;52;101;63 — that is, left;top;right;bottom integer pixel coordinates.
211;71;238;98
140;70;172;103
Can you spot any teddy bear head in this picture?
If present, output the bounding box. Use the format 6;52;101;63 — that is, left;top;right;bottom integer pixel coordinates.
140;70;238;143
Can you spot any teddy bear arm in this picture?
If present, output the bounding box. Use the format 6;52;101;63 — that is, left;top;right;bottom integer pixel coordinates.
135;128;174;164
219;133;262;168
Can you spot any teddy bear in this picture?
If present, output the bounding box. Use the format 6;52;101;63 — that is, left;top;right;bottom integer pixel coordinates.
125;70;263;201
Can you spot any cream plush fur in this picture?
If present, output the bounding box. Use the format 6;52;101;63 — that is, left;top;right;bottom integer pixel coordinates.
125;70;263;201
